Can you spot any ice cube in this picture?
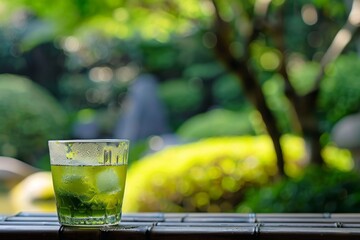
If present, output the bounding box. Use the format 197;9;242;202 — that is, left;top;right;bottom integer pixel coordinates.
61;174;95;201
96;168;120;193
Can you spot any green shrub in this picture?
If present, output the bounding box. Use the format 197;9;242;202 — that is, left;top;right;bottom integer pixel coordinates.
176;108;262;140
123;135;352;212
319;54;360;129
124;136;349;212
237;166;360;213
212;75;248;111
0;74;68;167
159;78;204;129
159;79;203;114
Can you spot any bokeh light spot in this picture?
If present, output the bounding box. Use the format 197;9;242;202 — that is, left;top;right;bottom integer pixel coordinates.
115;63;139;84
89;67;113;82
203;32;217;48
221;176;237;192
63;36;81;53
260;51;280;71
195;192;210;207
200;0;215;16
301;4;318;26
76;108;96;124
149;136;164;151
207;166;222;179
113;8;129;22
219;158;236;175
179;181;194;196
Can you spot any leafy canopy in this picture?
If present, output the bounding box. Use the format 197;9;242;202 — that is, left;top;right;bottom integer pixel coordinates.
1;0;213;43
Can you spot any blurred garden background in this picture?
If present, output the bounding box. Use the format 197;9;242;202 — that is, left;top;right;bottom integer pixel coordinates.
0;0;360;214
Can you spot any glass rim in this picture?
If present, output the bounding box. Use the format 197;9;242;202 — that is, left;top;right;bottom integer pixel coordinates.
48;139;129;143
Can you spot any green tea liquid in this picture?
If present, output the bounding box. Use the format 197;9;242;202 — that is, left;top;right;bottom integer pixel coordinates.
51;164;127;226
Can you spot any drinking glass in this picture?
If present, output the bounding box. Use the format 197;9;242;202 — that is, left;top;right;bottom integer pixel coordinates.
48;139;129;226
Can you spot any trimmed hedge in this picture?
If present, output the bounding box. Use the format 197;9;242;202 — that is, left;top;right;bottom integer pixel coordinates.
176;108;259;140
0;74;68;166
123;135;352;212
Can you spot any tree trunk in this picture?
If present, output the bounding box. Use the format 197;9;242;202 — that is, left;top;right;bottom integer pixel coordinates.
211;0;286;176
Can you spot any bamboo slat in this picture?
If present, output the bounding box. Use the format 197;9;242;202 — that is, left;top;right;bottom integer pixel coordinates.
0;212;359;239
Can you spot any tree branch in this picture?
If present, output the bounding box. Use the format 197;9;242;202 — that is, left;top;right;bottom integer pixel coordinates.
211;0;286;176
313;0;360;90
265;2;303;133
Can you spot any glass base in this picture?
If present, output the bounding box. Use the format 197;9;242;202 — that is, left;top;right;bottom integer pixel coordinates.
58;214;121;227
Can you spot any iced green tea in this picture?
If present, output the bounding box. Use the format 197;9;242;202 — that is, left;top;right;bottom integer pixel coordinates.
51;164;127;226
48;139;129;226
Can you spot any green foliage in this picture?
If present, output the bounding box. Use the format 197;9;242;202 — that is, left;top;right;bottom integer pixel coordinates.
2;1;359;174
319;54;360;128
0;74;68;167
184;62;223;80
289;62;320;96
4;0;210;46
238;166;360;213
59;73;126;110
127;140;149;166
139;40;180;73
262;74;294;133
159;78;204;129
123;136;279;212
313;0;347;18
4;0;356;135
212;75;249;110
123;135;352;212
284;0;347;58
176;108;259;140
